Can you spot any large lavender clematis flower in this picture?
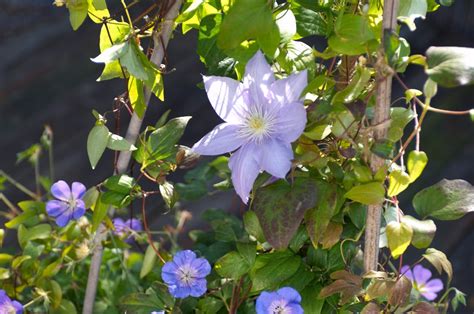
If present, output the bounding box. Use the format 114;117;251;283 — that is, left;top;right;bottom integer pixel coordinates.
401;264;444;301
161;250;211;299
46;180;87;227
0;289;23;314
192;51;307;203
256;287;303;314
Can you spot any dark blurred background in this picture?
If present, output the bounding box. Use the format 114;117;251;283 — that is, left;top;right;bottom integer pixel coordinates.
0;0;473;311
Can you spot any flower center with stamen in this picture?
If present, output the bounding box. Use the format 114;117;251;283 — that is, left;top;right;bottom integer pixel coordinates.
239;105;276;142
177;264;197;286
270;301;289;314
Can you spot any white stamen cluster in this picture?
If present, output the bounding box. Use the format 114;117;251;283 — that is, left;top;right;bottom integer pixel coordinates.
238;105;277;143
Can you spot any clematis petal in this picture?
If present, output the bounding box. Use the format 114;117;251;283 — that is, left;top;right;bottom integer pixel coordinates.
276;287;302;303
73;199;86;219
424;279;444;293
400;265;414;281
55;211;72;227
256;291;275;313
228;144;261;204
275;101;307;143
192;123;246;155
71;182;86;200
243;51;275;106
203;76;247;123
189;278;207;297
51;180;72;201
260;139;293;178
46;200;69;217
270;70;308;109
413;265;432;285
191;257;211;278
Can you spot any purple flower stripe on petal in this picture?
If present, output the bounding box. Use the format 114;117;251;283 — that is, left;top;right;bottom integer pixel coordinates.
50;180;72;201
46;200;69;217
71;182;87;199
192;51;308;203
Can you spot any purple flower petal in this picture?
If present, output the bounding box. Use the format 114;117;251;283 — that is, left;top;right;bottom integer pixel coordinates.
51;180;72;201
400;265;414;281
286;303;304;314
276;287;302;303
270;70;308;108
190;257;211;278
203;76;247;124
259;139;292;178
173;250;197;265
413;264;432;285
424;278;444;293
192;123;245;155
161;262;179;284
55;211;72;227
243;51;275;106
46;200;68;217
12;300;23;314
421;291;438;301
71;182;86;200
125;218;143;232
228;144;261;204
189;278;207;297
275;102;307;143
72;199;86;219
256;291;274;313
169;284;191;299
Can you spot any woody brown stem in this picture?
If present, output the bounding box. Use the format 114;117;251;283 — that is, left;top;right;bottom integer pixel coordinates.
363;0;399;273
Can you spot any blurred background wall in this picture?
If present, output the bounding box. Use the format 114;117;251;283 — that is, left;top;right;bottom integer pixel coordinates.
0;0;473;311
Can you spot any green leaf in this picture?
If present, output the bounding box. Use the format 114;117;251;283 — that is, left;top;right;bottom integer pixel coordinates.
405;89;422;103
407;151;428;182
401;215;436;249
217;0;280;56
67;0;88;30
159;181;178;209
328;15;375;55
87;0;109;23
140;243;158;279
450;288;466;311
387;170;410;197
104;174;135;194
18;224;52;248
413;179;474;220
176;0;204;23
119;289;168;313
83;187;99;209
198;297;224;313
49;280;63;309
250;251;301;292
87;124;109;169
332;67;371;105
215;251;250;279
107;133;137;151
398;0;427;31
50;299;77;314
276;40;314;73
128;76;146;118
243;210;266;243
292;4;328;37
97;21;130;81
387;107;415;142
91;194;109;232
253;178;318;249
345;182;385;205
423;248;453;282
301;284;325;313
386;221;413;259
426;46;474;87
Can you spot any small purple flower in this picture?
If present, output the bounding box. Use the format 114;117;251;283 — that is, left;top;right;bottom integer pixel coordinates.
192;51;307;203
113;217;143;242
46;180;87;227
0;289;23;314
161;250;211;298
401;265;444;301
150;311;164;314
256;287;303;314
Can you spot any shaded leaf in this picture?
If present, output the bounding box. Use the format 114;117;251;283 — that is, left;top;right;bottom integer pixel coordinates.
388;276;412;307
423;248;453;282
140;243;158;278
401;215;436;249
426;46;474;87
398;0;427;31
87;124;109;169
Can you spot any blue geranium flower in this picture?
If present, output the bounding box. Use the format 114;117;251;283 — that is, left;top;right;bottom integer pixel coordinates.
113;217;143;242
46;180;87;227
256;287;303;314
161;250;211;298
150;311;164;314
0;289;23;314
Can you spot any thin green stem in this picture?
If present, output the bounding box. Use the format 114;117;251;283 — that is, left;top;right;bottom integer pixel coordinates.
121;0;134;28
0;193;20;215
0;170;39;200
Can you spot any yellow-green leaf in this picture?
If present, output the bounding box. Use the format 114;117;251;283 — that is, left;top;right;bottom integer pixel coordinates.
386;221;413;259
345;182;385;205
387;170;411;197
87;0;109;23
407;151;428;182
140;243;158;279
